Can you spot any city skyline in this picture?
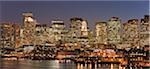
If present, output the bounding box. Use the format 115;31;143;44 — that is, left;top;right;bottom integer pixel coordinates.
0;1;149;68
0;1;149;30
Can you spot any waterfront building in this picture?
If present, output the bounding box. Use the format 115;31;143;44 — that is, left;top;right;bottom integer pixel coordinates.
128;47;146;68
0;23;21;54
107;17;122;45
143;45;150;67
95;22;107;45
122;19;140;48
139;15;149;47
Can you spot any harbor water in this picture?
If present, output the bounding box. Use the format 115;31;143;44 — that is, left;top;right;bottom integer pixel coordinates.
0;60;121;69
0;60;148;69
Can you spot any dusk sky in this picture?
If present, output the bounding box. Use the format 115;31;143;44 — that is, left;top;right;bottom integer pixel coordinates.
0;1;149;30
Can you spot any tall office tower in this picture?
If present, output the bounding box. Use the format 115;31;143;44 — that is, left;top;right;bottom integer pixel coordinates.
78;20;89;46
88;31;96;47
81;20;88;36
95;22;107;44
0;23;15;49
122;19;140;48
21;12;37;46
69;17;89;46
107;17;122;44
69;18;83;44
35;24;54;45
51;20;66;43
140;15;149;47
0;23;20;53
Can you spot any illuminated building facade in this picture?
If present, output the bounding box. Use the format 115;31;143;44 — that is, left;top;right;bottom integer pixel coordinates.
81;20;88;36
69;18;83;42
78;20;89;46
0;23;15;49
13;24;21;48
69;18;89;46
0;12;149;50
122;19;139;48
139;15;149;47
35;24;54;45
107;17;122;44
21;12;37;46
51;20;66;43
95;22;107;44
0;23;21;53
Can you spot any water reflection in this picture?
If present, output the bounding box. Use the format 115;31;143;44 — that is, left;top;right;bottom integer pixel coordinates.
0;60;76;69
76;63;120;69
77;63;96;69
0;60;127;69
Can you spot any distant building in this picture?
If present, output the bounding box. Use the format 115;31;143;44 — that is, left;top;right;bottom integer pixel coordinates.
95;22;107;44
21;12;37;46
13;24;21;48
0;23;15;49
128;47;146;68
78;20;89;46
122;19;139;48
107;17;122;44
88;31;96;47
0;23;20;53
69;17;83;43
69;17;89;46
140;15;149;47
51;20;66;43
81;20;88;36
35;24;54;45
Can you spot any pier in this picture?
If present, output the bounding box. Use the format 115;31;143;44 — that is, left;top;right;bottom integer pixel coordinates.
73;56;126;69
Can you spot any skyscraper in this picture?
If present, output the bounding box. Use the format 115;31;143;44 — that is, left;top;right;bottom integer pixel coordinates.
107;17;122;44
51;20;66;43
95;22;107;44
0;23;15;49
69;18;83;44
35;24;53;45
122;19;139;48
81;20;88;36
140;15;149;47
69;17;89;46
21;12;37;46
0;23;20;53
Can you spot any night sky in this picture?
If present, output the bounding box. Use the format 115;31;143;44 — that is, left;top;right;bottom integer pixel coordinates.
0;1;149;30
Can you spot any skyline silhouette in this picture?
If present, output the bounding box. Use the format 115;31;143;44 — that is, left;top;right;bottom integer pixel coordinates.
0;1;149;30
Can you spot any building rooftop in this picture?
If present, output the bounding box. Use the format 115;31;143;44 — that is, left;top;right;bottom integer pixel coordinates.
22;12;33;17
70;17;83;21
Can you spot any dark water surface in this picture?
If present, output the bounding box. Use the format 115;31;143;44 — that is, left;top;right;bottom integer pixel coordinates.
2;60;148;69
0;60;77;69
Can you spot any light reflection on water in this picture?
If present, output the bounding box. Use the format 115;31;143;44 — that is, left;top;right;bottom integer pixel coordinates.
1;60;149;69
0;60;76;69
76;63;117;69
0;60;121;69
